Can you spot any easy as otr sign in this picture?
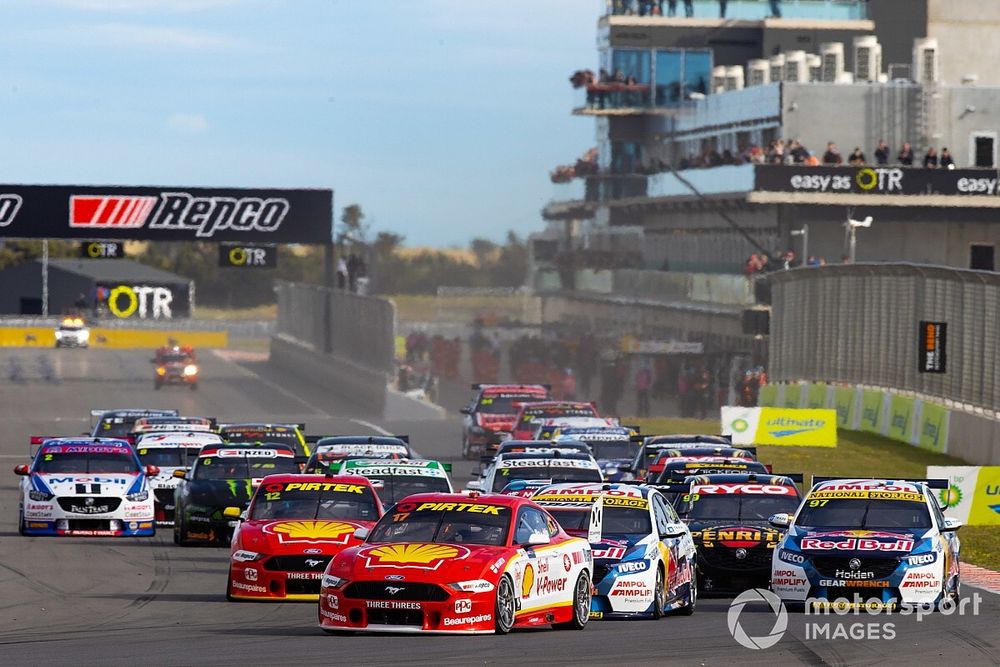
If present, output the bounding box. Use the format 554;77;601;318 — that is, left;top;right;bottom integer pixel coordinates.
219;244;277;268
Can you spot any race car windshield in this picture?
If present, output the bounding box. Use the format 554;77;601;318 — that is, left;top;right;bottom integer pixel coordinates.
547;507;651;537
137;448;201;468
160;353;190;363
193;457;299;480
796;498;931;529
225;431;304;455
589;441;637;460
477;396;538;414
36;452;139;474
96;420;135;438
250;487;380;521
370;507;511;546
59;323;84;331
683;495;800;521
366;476;452;505
492;466;602;491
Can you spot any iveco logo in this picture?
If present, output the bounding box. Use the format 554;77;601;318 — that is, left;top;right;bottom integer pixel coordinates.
385;586;404;596
305;559;323;568
735;548;748;560
849;558;862;570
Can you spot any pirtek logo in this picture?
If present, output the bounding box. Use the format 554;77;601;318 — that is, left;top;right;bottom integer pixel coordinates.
69;193;290;238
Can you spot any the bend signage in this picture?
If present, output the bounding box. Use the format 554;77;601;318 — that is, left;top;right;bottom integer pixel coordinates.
0;185;331;243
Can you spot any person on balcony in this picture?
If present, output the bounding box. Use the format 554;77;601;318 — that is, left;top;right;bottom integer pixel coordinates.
874;139;890;165
848;147;866;165
666;0;677;16
897;142;914;166
940;147;955;169
822;142;843;165
923;147;939;168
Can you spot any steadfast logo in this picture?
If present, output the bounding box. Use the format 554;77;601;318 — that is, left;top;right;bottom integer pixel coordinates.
69;193;290;238
0;194;23;227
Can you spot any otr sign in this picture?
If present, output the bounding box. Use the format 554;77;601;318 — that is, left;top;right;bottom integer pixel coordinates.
80;241;125;259
106;285;173;319
219;244;277;268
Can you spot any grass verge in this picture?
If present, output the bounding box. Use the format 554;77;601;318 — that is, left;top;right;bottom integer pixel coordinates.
628;417;1000;572
194;304;277;320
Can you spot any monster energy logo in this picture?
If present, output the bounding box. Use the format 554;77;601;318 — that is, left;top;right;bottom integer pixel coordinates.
225;480;252;496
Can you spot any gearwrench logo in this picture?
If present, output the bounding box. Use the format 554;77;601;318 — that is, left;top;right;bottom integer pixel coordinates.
727;588;788;650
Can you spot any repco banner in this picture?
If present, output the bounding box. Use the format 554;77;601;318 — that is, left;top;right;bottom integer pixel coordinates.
0;185;332;243
754;166;1000;196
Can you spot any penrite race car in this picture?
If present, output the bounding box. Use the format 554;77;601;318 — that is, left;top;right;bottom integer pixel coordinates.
510;401;601;441
90;408;180;438
303;436;412;473
135;431;225;524
227;474;385;601
54;316;89;348
172;444;301;545
15;438;158;537
533;483;697;619
468;450;604;494
461;384;549;459
221;423;311;458
552;426;640;482
671;473;801;595
769;478;962;610
318;492;593;634
627;435;737;481
338;459;453;506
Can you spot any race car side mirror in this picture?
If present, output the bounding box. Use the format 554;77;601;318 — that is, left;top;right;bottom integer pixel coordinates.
13;464;29;476
941;517;963;532
526;531;550;546
353;527;370;541
465;480;483;492
460;407;472;415
145;465;160;477
660;527;686;539
172;469;187;479
222;507;242;520
768;513;791;529
618;463;632;473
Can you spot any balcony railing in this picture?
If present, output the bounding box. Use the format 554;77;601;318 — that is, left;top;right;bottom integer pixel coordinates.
605;0;869;21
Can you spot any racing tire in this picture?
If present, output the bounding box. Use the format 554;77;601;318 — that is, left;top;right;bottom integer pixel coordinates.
17;509;26;536
676;564;697;616
226;568;236;602
494;575;516;635
651;566;666;619
553;571;591;630
174;516;191;546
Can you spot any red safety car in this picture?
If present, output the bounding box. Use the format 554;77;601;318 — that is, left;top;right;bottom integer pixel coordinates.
318;492;593;634
460;384;549;459
226;474;384;601
153;344;199;390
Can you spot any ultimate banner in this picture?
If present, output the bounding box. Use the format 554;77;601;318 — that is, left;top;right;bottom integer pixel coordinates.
0;185;332;244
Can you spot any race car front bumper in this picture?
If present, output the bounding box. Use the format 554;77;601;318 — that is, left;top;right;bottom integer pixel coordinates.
697;544;773;595
230;556;331;601
23;497;155;536
590;560;658;618
22;518;154;537
180;512;238;543
319;582;496;634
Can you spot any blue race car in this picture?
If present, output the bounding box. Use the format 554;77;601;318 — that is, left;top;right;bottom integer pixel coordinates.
769;477;962;610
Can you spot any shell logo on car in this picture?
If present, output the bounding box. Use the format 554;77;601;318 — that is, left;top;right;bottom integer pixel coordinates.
522;562;535;598
364;543;469;569
265;520;356;544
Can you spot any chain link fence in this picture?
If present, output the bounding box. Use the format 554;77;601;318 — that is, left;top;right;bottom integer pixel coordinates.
770;264;1000;414
274;280;395;374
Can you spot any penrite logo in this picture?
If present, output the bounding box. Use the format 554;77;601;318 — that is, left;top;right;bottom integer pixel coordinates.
0;194;24;227
69;192;290;238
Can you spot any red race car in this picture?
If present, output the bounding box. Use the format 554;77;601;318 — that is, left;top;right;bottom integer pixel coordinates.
226;474;384;601
318;492;593;634
460;384;549;459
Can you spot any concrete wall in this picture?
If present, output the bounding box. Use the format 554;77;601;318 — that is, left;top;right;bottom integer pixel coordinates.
928;0;1000;86
269;334;387;416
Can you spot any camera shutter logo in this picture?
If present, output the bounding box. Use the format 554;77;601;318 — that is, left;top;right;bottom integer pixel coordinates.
727;588;788;650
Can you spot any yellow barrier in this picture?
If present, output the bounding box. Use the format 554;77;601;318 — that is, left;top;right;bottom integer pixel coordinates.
0;327;228;349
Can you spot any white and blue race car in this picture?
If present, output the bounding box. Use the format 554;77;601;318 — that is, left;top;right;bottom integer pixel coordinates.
769;478;962;610
14;438;158;537
533;482;697;619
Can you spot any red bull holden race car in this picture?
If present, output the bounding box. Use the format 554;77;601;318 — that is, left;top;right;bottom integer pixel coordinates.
318;493;593;634
227;474;385;601
769;478;962;610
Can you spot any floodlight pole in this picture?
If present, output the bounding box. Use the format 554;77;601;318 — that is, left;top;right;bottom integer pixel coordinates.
42;239;49;317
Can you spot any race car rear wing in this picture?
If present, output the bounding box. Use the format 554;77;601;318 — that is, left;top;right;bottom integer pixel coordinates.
809;476;948;490
89;408;180;430
471;384;551;391
304;434;410;445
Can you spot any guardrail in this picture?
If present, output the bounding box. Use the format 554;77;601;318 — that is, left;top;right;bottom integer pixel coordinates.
770;263;1000;417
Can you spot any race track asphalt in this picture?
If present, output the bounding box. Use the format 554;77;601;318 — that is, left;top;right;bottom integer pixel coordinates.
0;347;998;666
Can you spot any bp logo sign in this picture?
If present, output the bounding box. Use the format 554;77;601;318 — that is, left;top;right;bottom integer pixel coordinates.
938;484;962;509
731;418;750;433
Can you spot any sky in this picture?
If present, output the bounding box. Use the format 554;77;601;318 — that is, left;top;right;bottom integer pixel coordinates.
1;0;600;247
